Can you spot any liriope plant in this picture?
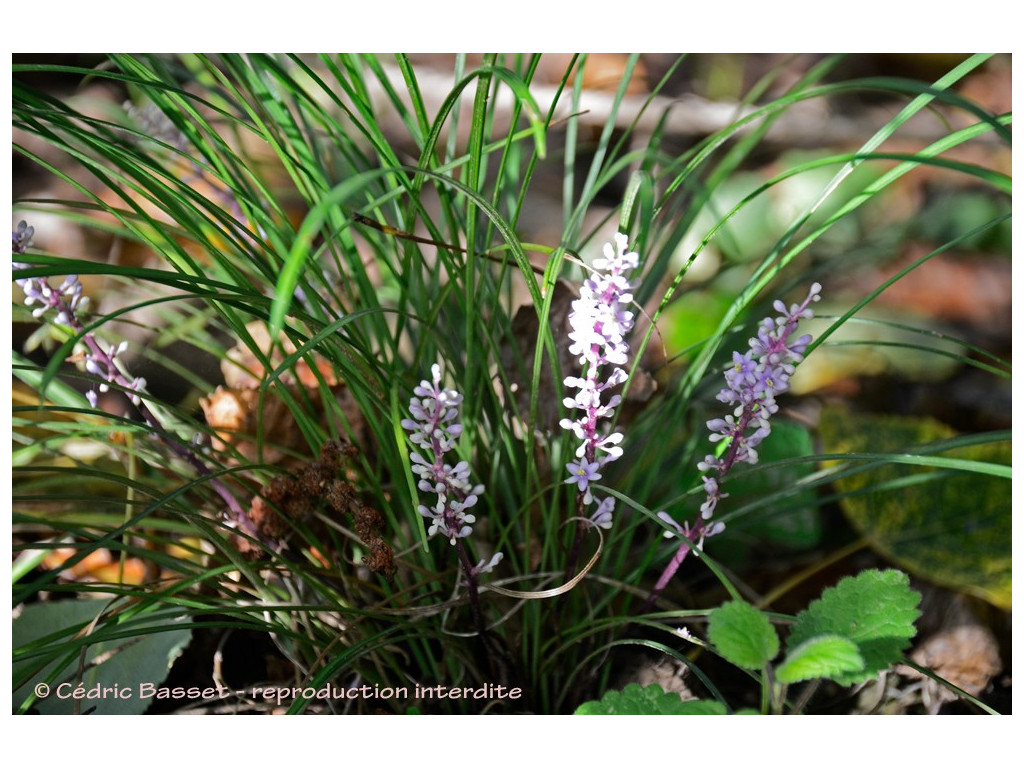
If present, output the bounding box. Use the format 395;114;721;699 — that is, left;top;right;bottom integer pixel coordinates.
13;53;1009;714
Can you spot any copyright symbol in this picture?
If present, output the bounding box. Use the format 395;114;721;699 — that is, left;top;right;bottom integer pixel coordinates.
34;683;50;699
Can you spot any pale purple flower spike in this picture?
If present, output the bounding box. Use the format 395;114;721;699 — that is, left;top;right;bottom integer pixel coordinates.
11;220;261;538
560;232;639;529
666;282;822;549
13;221;147;408
404;364;498;571
647;283;821;608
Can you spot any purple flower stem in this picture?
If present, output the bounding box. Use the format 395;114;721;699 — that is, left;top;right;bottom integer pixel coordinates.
640;284;821;614
403;363;496;639
641;404;755;611
641;523;706;613
13;253;261;544
564;477;591;580
455;538;487;637
426;412;487;636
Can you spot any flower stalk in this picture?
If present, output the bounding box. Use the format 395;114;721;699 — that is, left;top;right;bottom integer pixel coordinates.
560;232;639;572
12;221;260;542
403;363;499;634
644;283;822;610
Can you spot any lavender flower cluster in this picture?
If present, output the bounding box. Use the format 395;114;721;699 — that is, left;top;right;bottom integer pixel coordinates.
686;282;821;545
11;221;269;537
403;364;500;573
13;220;34;256
12;221;147;408
646;283;822;607
559;232;640;530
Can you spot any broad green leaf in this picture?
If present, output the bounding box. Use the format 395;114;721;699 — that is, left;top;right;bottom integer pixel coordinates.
787;569;920;685
775;634;864;684
13;599;191;715
707;600;780;670
673;699;731;715
819;405;1011;609
575;684;726;715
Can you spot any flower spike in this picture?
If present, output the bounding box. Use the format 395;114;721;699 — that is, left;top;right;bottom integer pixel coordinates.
645;283;821;609
694;282;822;544
560;232;640;529
404;363;492;552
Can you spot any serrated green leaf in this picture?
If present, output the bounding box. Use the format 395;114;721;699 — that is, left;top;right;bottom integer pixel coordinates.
775;634;864;684
787;569;920;685
819;406;1011;609
673;699;730;715
707;600;780;670
574;684;720;715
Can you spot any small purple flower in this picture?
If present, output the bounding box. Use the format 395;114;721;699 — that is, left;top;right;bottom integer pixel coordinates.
473;552;504;576
657;510;685;539
753;364;788;399
565;457;602;493
588;497;616;530
13;221;34;254
725;350;758;390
